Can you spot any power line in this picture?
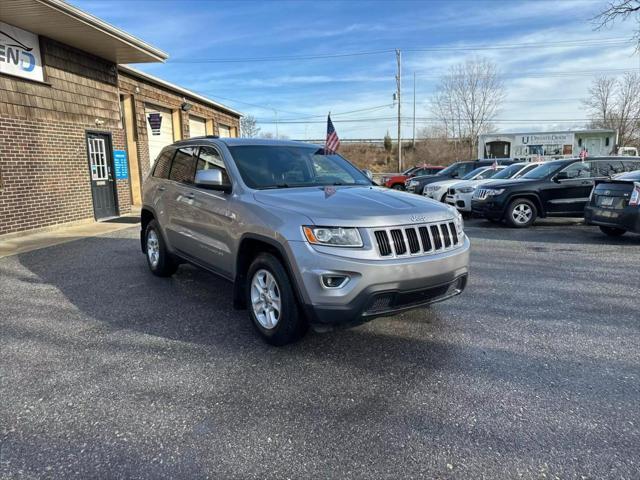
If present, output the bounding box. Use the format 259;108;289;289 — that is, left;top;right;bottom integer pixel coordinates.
255;116;602;124
169;37;631;64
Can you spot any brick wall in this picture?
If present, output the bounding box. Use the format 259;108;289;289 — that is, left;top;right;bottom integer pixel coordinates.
0;38;130;236
0;116;129;236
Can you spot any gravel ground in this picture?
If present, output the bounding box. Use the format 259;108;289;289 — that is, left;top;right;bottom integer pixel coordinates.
1;219;639;479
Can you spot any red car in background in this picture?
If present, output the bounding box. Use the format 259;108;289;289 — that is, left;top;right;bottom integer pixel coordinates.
381;165;445;190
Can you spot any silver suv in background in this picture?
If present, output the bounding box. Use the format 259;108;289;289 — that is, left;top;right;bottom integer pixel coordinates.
141;138;470;345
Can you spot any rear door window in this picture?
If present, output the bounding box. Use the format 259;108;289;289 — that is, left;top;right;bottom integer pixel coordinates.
169;147;197;184
622;160;640;172
592;160;624;177
153;149;174;179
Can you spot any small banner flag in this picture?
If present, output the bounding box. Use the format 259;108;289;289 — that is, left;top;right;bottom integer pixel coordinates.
147;113;162;135
325;114;340;154
491;159;498;170
630;182;640;207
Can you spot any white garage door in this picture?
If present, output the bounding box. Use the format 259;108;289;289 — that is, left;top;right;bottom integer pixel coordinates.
189;116;207;138
145;104;174;167
218;124;231;138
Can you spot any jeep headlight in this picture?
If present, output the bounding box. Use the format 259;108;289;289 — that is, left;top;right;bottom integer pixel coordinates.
485;188;505;196
457;186;476;194
454;210;464;234
303;226;363;247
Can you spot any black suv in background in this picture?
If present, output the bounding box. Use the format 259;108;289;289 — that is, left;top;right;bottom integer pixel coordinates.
406;159;512;194
471;157;640;227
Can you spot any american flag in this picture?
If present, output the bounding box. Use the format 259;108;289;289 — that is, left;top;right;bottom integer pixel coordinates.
325;114;340;153
579;149;589;161
491;159;499;170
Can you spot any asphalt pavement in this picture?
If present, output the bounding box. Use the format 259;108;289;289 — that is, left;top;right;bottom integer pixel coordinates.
1;219;639;479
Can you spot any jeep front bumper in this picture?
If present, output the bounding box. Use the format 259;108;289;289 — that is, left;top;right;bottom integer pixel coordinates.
284;236;470;330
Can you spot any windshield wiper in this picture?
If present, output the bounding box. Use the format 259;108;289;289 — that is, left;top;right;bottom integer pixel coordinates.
262;183;292;189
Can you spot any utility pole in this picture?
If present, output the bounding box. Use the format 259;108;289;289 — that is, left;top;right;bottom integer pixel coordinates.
396;49;402;172
412;71;416;149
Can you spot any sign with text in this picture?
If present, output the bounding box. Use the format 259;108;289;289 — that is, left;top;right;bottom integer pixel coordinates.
113;150;129;180
0;22;44;83
514;133;574;146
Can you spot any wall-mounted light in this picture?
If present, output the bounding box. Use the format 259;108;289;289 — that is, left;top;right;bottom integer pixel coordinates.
95;118;105;126
181;99;193;112
134;86;140;94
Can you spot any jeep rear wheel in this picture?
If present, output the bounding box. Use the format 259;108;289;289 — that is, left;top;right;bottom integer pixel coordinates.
505;199;537;228
247;253;307;346
599;226;626;237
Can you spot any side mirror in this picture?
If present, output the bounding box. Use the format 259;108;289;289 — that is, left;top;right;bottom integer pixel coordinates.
195;168;232;193
554;171;569;182
362;169;373;180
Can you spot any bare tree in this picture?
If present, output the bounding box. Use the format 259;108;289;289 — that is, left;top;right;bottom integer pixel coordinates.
429;58;505;159
583;73;640;148
593;1;640;47
240;115;261;138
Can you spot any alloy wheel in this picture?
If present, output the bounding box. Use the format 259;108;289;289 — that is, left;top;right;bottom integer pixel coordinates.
250;269;282;329
147;229;160;268
511;203;533;225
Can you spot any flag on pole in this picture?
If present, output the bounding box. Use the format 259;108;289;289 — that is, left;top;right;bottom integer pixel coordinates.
491;159;498;170
325;114;340;154
579;149;589;161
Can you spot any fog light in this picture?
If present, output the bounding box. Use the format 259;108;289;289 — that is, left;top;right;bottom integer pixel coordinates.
321;274;349;288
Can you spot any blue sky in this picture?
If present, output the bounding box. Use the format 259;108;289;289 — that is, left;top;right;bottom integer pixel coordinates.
74;0;640;139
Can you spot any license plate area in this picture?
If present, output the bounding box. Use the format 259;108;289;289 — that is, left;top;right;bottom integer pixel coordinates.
599;196;615;207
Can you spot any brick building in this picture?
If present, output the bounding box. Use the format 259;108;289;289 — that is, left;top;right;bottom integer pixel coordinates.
0;0;240;236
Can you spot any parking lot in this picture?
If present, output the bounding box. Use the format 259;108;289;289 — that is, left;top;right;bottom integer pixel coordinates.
1;219;639;479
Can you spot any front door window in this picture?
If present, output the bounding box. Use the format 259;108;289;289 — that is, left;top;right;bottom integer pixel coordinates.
88;137;109;181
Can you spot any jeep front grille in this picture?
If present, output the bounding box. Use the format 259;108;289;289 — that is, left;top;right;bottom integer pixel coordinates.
372;221;462;258
473;189;490;200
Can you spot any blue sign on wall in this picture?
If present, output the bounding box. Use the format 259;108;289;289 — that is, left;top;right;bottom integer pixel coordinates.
113;150;129;180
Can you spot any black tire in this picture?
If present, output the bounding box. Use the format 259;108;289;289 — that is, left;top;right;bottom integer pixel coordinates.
599;226;626;237
505;198;537;228
246;253;307;346
391;184;405;190
144;220;178;277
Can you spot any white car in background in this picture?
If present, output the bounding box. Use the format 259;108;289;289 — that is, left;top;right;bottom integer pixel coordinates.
423;166;505;202
445;162;543;213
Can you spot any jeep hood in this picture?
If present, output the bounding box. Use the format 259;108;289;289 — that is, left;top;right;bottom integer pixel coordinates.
482;178;538;189
253;186;456;227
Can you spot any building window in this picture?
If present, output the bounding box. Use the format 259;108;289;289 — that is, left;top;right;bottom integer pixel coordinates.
605;137;610;147
578;138;582;147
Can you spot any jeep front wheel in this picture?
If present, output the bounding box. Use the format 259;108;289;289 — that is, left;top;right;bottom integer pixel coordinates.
505;199;537;228
247;253;307;346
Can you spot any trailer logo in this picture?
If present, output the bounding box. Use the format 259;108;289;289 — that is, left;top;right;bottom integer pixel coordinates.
0;22;43;82
147;113;163;135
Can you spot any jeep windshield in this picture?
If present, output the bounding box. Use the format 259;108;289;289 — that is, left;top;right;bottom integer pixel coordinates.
521;161;566;180
228;145;372;189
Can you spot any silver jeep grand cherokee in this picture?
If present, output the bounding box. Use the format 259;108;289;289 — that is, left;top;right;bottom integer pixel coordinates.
141;138;469;345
